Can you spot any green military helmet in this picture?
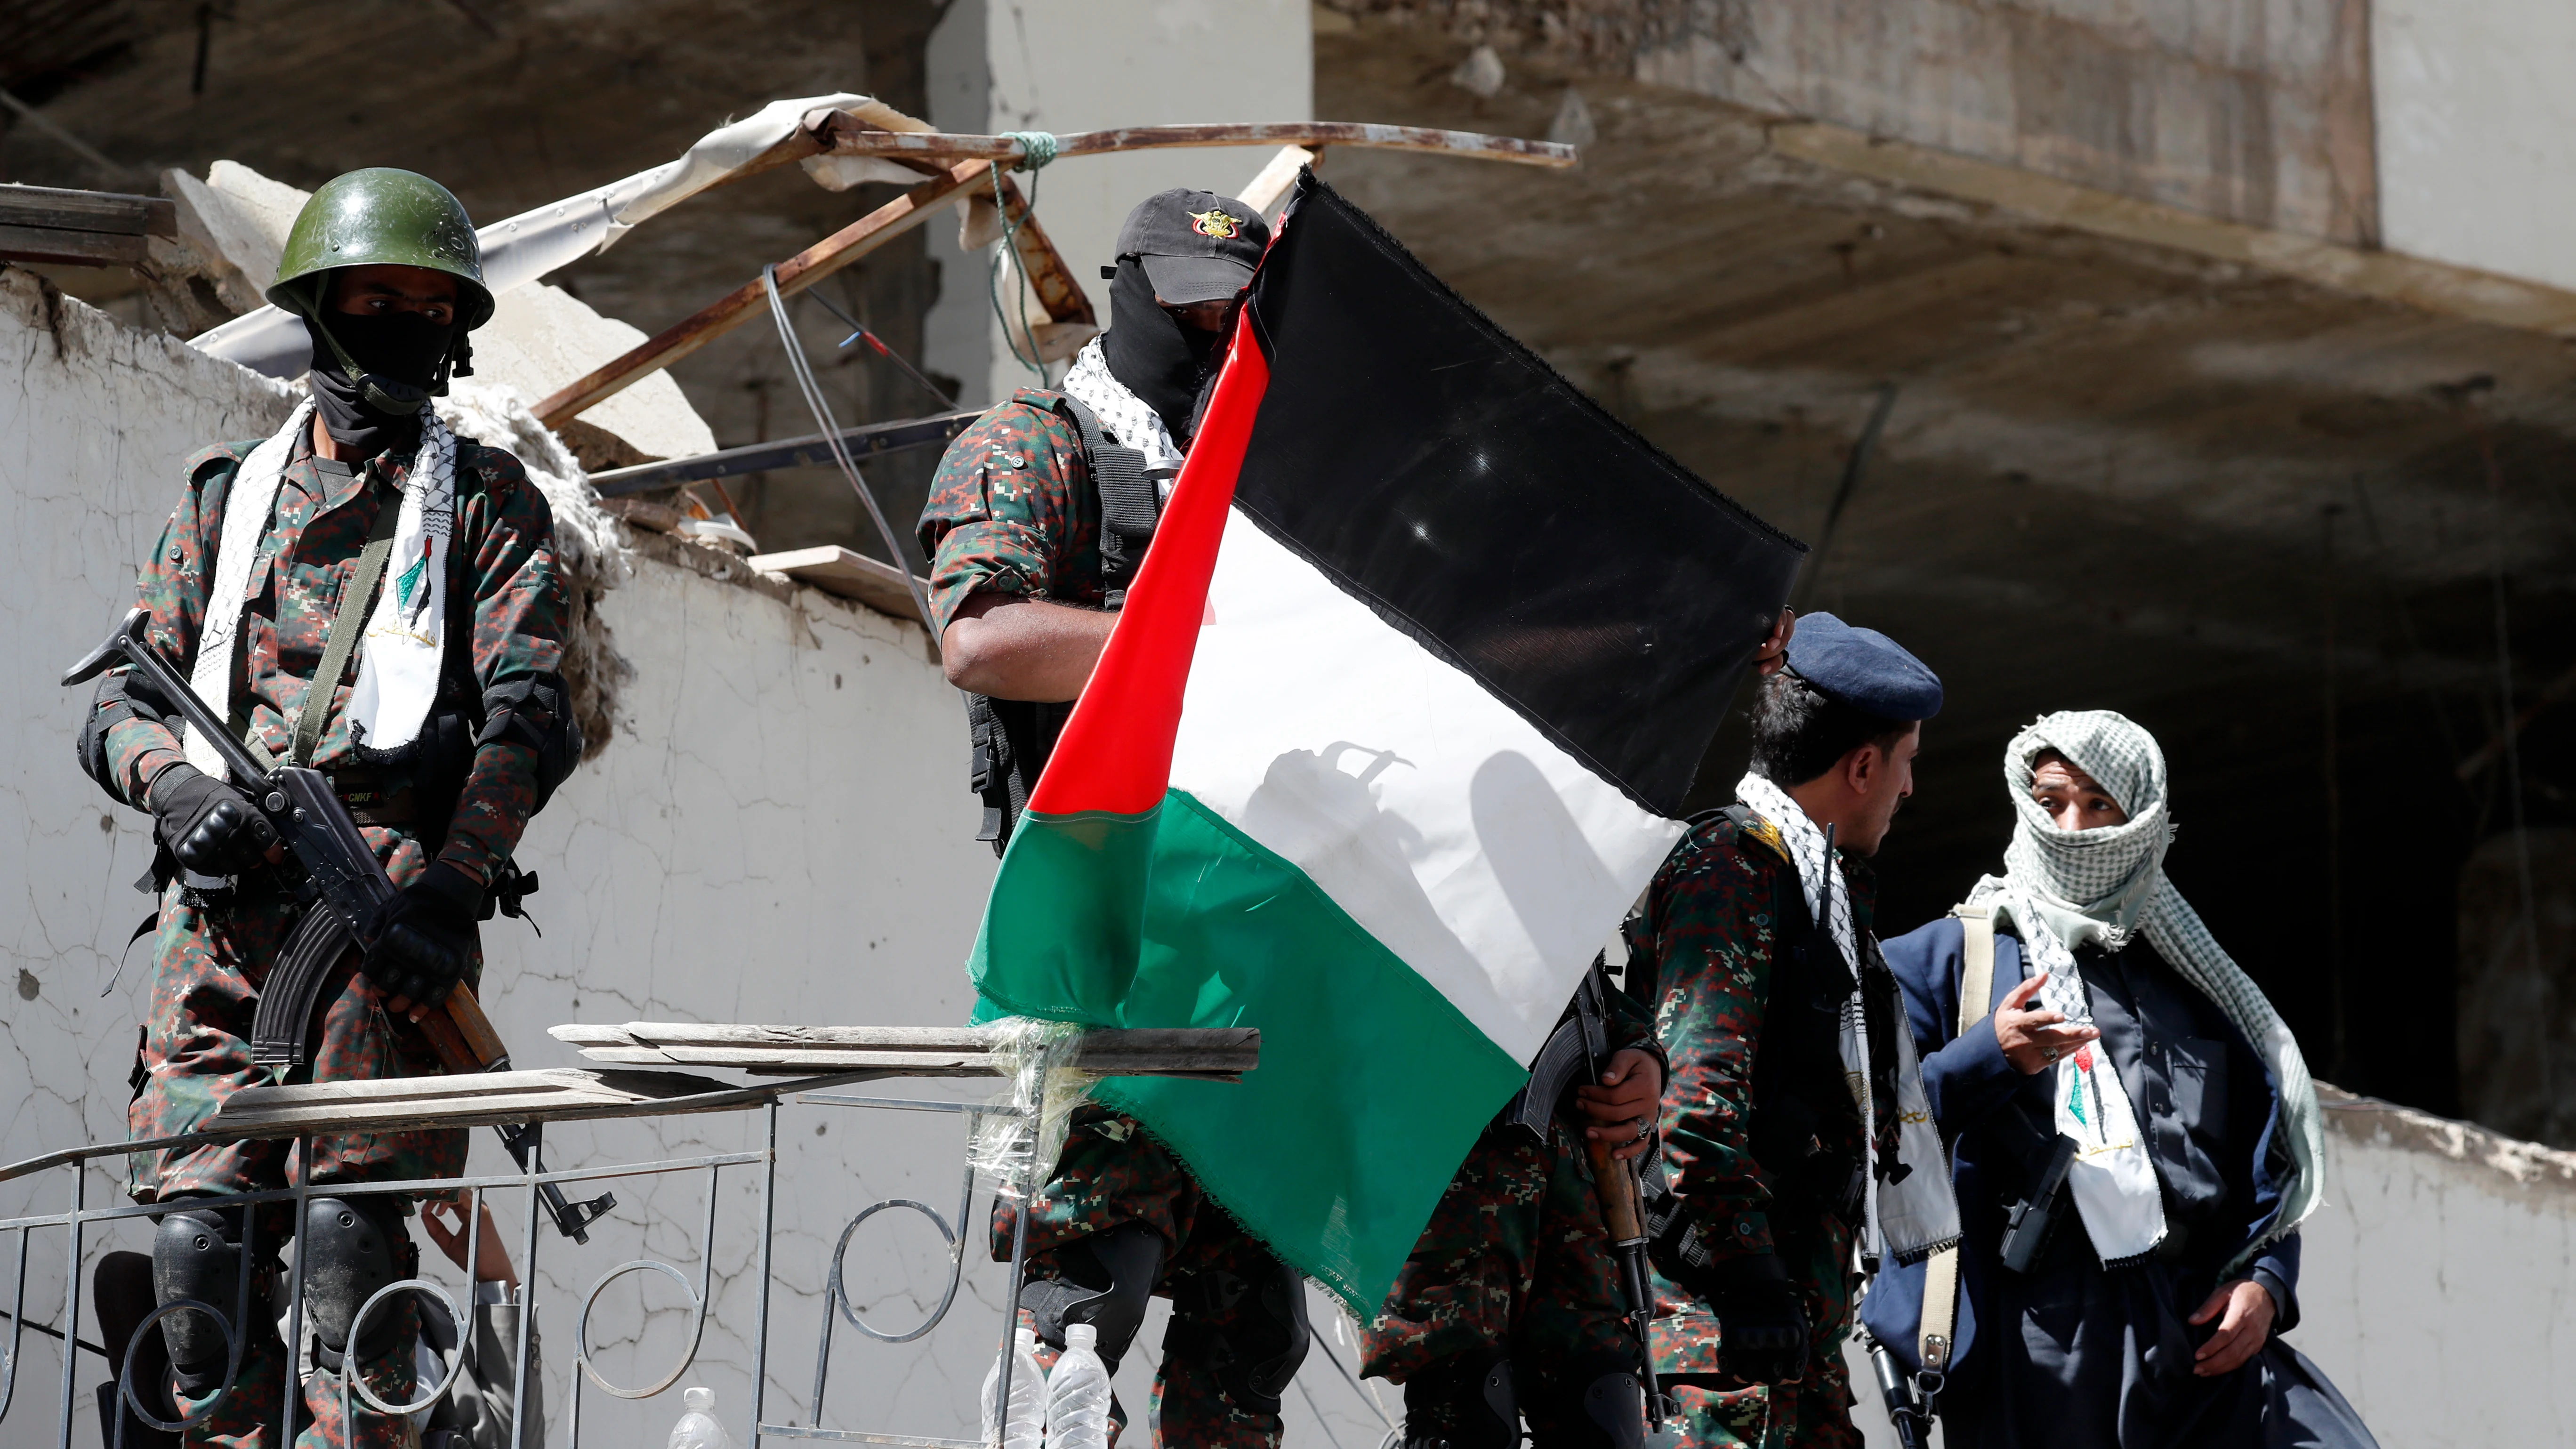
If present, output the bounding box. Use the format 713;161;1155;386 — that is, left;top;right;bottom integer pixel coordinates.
267;167;494;330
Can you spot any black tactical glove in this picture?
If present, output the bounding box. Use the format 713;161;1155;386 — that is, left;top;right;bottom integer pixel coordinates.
147;762;279;876
362;862;482;1006
1705;1254;1809;1385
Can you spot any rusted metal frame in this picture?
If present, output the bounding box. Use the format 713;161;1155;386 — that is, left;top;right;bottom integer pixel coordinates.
532;161;990;431
808;113;1576;169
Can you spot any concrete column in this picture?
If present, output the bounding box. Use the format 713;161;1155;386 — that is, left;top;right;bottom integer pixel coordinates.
922;0;1313;408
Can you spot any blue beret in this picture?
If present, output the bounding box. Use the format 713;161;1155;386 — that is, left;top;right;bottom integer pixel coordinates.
1783;612;1942;721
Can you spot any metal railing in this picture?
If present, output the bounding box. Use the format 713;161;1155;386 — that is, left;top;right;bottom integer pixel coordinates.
0;1025;1257;1449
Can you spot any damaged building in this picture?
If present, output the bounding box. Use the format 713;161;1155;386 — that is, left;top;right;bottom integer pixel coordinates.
1;2;2573;1446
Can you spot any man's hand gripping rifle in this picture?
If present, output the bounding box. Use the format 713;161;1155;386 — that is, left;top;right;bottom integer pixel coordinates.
66;608;612;1242
1521;967;1673;1433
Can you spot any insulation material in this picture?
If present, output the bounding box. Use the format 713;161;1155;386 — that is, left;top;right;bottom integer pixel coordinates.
435;379;637;760
190;93;930;377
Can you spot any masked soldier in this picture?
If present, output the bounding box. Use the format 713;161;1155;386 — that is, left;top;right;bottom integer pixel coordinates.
1630;615;1956;1449
919;188;1308;1446
80;167;577;1447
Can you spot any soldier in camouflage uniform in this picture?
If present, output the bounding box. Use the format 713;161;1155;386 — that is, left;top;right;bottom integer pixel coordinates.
80;169;576;1448
1356;971;1662;1449
1359;616;1794;1449
1629;616;1944;1449
923;189;1311;1448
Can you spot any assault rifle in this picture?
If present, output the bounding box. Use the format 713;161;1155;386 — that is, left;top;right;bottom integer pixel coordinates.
1520;966;1672;1432
65;608;613;1242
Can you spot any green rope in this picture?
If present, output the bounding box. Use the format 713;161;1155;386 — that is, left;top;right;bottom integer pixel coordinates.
999;129;1060;171
986;157;1052;380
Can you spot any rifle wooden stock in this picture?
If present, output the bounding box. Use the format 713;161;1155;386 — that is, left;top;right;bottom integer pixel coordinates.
415;984;512;1074
1586;1132;1647;1243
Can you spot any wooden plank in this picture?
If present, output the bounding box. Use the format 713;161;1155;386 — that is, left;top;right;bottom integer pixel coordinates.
0;184;176;236
532;159;991;430
807;115;1576;170
744;545;927;621
1239;146;1320;218
205;1067;808;1138
572;1022;988;1048
552;1022;1259;1077
0;223;144;267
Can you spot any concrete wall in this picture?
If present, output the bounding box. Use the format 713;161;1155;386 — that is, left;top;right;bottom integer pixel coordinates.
1334;0;2378;243
922;0;1313;407
2375;0;2576;292
1844;1089;2576;1448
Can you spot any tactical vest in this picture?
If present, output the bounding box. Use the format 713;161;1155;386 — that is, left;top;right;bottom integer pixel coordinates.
963;393;1167;853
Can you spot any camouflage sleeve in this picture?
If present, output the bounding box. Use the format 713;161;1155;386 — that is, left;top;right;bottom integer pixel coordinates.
94;445;253;807
435;444;569;888
914;397;1091;640
1647;830;1783;1262
1606;965;1666;1070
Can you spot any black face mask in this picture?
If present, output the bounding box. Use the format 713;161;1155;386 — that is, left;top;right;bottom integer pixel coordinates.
1101;258;1229;447
304;311;453;459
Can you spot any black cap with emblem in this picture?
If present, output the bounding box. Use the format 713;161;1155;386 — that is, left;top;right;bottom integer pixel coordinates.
1112;188;1272;305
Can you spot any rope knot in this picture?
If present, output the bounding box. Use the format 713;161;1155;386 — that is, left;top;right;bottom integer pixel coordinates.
999;129;1060;171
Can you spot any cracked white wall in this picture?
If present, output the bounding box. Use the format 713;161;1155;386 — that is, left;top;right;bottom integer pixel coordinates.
0;268;1391;1448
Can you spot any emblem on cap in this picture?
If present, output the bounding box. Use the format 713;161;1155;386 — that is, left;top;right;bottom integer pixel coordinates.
1190;208;1246;240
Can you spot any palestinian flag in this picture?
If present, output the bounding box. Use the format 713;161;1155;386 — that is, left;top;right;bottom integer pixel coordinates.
968;174;1804;1311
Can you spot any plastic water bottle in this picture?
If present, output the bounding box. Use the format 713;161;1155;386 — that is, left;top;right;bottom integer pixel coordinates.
667;1385;737;1449
1042;1323;1114;1449
979;1325;1047;1449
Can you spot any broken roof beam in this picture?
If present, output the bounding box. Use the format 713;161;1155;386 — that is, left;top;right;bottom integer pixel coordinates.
806;114;1576;170
533;159;1088;431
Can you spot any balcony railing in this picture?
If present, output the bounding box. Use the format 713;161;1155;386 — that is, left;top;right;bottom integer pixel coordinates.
0;1023;1264;1449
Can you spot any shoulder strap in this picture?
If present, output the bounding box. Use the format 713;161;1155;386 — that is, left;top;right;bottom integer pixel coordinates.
290;477;402;768
1055;394;1161;600
1916;904;1996;1383
1954;904;1996;1037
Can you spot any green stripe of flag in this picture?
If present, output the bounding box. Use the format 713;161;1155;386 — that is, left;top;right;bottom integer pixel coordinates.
970;789;1526;1311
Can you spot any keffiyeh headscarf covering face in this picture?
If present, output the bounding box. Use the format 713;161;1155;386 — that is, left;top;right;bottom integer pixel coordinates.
1964;710;2325;1274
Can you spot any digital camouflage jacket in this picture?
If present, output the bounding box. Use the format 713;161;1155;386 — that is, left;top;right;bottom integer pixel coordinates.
91;430;568;889
915;388;1103;638
1632;810;1877;1379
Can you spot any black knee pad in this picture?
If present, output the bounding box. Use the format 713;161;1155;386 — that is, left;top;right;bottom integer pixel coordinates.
1568;1368;1645;1449
152;1205;246;1394
300;1196;413;1372
1167;1254;1310;1419
1022;1224;1164;1369
1402;1353;1517;1449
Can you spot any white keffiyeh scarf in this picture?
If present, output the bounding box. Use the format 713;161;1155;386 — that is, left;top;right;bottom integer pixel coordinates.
1059;335;1184;487
1736;772;1960;1268
1961;711;2324;1274
184;400;455;778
